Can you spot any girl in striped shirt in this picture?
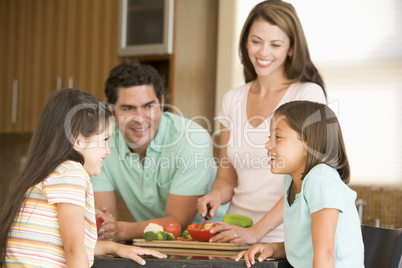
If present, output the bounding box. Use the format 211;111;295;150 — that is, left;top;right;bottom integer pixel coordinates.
0;89;166;267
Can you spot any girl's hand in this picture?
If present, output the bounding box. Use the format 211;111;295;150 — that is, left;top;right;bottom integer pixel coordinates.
112;243;167;265
233;244;274;268
208;222;259;244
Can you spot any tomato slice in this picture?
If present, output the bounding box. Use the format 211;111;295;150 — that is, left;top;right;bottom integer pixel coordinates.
175;237;192;241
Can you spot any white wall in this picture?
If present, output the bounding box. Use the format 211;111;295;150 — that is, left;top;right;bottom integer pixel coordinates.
215;0;402;186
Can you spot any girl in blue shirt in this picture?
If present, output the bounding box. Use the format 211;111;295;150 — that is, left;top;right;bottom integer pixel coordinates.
234;101;364;268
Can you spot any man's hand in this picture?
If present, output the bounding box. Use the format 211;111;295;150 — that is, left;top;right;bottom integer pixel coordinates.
96;207;118;241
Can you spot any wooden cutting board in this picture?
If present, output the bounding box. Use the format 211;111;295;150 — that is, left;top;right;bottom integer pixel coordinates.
133;239;250;250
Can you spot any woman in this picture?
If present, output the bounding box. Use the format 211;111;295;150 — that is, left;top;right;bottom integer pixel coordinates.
197;0;327;244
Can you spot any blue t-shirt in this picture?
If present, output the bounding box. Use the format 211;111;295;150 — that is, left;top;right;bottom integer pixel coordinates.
283;164;364;268
92;112;213;221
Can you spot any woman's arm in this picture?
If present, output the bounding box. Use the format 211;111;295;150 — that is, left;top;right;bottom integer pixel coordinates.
209;195;284;243
197;125;238;218
57;203;89;267
311;208;339;268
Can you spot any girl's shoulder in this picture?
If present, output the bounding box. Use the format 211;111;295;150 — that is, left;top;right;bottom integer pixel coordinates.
303;164;352;195
46;160;89;182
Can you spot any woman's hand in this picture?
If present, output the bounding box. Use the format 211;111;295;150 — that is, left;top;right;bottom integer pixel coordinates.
208;222;259;244
96;207;118;241
196;191;222;220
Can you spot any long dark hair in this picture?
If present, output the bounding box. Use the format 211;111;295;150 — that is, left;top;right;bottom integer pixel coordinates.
239;0;326;97
274;101;350;183
0;89;112;265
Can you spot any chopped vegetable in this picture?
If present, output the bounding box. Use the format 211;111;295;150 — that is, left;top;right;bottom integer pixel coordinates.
143;231;158;241
156;231;167;240
165;232;175;240
143;222;164;234
181;230;192;240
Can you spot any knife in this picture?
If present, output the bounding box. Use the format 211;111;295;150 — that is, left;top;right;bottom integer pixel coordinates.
198;205;212;230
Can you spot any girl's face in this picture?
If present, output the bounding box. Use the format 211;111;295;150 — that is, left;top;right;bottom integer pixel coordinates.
74;122;113;176
246;18;292;79
266;115;307;180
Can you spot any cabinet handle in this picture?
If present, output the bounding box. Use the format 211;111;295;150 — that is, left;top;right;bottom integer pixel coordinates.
11;79;18;124
56;76;62;91
67;77;74;88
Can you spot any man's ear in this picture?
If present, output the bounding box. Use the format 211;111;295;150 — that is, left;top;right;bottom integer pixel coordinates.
108;103;116;122
160;95;165;110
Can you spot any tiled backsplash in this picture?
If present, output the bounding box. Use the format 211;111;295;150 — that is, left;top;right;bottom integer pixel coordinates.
350;185;402;228
1;134;401;228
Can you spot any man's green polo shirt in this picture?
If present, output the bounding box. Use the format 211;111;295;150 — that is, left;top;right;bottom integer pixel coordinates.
92;112;213;221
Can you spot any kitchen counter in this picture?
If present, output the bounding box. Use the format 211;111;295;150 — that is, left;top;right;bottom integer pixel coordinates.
93;256;292;268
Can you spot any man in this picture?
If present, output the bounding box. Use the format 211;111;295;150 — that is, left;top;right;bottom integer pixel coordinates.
92;60;212;241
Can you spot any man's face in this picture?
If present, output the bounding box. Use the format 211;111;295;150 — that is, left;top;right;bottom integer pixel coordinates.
112;85;164;152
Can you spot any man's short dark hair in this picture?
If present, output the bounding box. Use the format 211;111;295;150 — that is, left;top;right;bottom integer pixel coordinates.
105;60;164;104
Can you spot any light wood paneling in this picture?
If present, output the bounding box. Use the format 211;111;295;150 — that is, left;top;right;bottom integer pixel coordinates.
172;0;218;130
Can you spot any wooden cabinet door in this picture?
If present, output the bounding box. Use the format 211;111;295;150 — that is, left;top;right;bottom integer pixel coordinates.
0;0;31;132
0;0;65;133
63;0;119;101
0;0;119;133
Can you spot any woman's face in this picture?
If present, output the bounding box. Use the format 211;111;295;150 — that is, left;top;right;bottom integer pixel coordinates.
74;122;113;176
266;115;306;180
246;18;292;79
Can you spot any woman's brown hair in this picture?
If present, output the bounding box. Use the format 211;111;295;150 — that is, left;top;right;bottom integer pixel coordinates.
0;89;112;266
239;0;326;97
274;101;350;183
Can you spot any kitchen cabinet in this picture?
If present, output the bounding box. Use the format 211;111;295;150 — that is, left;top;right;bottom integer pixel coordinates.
130;0;218;130
0;0;119;133
0;0;217;133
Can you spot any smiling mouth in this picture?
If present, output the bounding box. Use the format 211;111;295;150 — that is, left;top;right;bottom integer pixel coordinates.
268;153;277;161
257;58;273;66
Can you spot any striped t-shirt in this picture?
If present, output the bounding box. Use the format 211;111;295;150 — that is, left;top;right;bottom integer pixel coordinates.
6;161;97;267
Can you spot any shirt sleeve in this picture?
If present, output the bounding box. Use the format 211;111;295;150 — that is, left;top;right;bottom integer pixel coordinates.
168;123;213;196
43;169;90;208
303;171;347;214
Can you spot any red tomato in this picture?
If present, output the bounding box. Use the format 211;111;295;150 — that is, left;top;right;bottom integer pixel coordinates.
149;220;163;226
163;222;181;238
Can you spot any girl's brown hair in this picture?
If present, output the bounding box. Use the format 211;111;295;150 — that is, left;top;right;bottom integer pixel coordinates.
274;101;350;183
0;89;112;266
239;0;326;97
